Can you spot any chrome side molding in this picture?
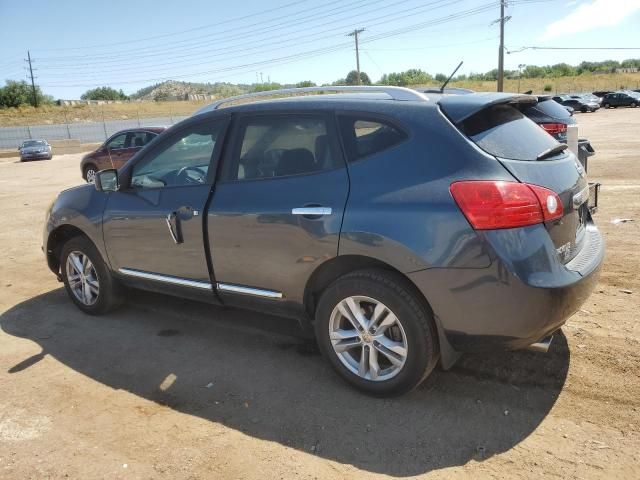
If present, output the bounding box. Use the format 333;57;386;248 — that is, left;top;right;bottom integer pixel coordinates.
118;268;212;290
216;282;283;299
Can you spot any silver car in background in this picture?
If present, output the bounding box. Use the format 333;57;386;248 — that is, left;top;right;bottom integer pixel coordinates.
19;139;52;161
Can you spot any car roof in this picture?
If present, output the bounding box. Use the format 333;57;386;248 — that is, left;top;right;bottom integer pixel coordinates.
112;126;167;134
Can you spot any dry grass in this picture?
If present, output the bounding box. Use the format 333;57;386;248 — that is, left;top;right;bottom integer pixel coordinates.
0;100;209;127
1;72;639;127
447;72;640;94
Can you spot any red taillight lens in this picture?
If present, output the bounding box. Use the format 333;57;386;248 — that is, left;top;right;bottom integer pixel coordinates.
450;181;563;230
540;123;567;135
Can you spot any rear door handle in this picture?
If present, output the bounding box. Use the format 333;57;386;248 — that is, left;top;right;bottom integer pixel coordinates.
291;207;332;216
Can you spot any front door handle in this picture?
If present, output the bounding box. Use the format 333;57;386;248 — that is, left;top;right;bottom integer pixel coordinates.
165;212;183;244
291;207;332;216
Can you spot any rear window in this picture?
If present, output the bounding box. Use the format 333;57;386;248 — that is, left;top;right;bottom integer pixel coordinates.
460;104;561;161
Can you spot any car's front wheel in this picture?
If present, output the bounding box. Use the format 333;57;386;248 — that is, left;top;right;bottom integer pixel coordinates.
631;102;638;108
83;164;98;183
315;270;439;396
60;236;124;315
603;103;610;108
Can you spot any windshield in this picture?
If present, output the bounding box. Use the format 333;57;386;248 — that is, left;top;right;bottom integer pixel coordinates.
460;104;563;161
22;140;46;148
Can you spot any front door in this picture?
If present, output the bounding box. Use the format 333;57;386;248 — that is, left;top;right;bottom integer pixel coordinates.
208;112;349;309
102;117;228;285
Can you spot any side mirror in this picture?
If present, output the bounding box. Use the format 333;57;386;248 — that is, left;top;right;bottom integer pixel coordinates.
95;169;119;192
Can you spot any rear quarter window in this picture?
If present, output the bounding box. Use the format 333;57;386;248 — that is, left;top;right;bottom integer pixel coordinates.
460;104;561;161
338;115;408;162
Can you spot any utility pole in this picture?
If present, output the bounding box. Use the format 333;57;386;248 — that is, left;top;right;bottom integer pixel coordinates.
497;1;506;92
347;28;365;85
26;50;38;107
517;63;526;93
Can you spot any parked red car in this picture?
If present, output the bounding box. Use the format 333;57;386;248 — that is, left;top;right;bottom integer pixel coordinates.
80;127;166;182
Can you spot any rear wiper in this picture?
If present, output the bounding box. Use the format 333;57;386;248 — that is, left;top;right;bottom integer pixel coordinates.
536;143;568;161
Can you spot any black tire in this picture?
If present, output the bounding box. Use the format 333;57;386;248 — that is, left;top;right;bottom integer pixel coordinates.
60;236;125;315
631;102;637;108
581;106;588;113
603;103;610;109
314;269;439;396
83;164;97;183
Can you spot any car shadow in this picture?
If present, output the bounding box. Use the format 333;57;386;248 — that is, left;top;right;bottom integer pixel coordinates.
1;288;570;477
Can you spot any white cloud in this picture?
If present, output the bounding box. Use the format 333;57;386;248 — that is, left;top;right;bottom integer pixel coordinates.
540;0;640;41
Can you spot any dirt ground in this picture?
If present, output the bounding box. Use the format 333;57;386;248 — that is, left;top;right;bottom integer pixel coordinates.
0;108;639;479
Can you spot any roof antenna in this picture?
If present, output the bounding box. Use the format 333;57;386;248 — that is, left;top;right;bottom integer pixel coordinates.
441;61;464;93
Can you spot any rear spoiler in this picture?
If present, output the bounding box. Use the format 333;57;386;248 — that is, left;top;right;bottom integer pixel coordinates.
438;92;538;124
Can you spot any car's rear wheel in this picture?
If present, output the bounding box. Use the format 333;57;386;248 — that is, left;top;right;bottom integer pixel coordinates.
603;103;610;109
315;269;439;396
60;236;124;315
581;106;588;113
631;102;638;108
84;164;97;183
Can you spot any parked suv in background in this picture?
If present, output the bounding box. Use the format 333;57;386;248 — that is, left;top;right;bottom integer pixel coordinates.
80;127;166;183
19;139;52;161
43;87;604;396
602;91;639;108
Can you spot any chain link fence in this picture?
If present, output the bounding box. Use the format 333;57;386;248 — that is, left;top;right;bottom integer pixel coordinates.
0;115;189;150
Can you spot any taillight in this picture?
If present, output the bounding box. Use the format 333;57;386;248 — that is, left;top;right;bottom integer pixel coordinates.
540;123;567;136
450;181;563;230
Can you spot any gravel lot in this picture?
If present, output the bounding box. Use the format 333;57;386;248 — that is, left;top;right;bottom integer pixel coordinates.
1;108;639;479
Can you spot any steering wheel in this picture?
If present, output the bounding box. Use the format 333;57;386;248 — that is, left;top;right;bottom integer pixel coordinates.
177;166;206;184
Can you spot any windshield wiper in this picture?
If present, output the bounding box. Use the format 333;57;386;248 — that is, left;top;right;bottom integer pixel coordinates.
536;143;568;161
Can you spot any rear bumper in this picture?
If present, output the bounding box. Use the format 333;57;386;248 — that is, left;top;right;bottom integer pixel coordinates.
409;222;604;353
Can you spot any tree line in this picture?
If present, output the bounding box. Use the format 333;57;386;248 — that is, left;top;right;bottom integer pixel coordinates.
1;58;638;108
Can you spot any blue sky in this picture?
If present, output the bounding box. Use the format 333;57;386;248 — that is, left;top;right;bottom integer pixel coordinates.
1;0;639;98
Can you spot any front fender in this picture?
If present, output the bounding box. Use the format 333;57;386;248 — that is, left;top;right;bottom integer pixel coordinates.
44;185;109;272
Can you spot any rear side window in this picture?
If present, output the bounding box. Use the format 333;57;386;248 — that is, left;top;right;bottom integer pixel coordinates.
230;114;340;181
528;99;572;120
338;115;408;162
460;104;561;161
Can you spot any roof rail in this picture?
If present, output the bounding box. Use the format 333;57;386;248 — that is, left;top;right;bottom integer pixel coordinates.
194;85;429;115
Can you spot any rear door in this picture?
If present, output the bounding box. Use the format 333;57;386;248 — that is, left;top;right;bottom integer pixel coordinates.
207;112;349;310
441;98;589;263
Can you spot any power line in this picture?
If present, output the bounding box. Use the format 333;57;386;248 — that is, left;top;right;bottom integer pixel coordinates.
34;0;383;62
36;0;467;79
35;0;314;51
36;0;545;89
508;46;640;53
34;0;432;67
40;2;496;87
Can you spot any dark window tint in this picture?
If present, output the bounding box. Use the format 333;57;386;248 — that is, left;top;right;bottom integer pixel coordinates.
338;116;408;162
232;115;339;181
521;99;572;121
131;122;222;189
126;131;154;148
461;104;561;161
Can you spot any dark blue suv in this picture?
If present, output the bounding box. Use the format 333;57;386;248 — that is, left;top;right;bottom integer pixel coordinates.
43;87;604;396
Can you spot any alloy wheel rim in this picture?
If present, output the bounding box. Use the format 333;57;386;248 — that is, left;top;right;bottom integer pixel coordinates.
65;251;99;305
328;296;408;382
86;169;96;183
